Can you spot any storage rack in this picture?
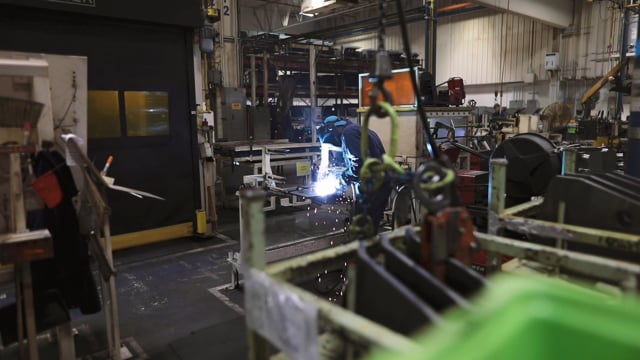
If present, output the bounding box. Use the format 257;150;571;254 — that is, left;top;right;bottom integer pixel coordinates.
242;42;420;102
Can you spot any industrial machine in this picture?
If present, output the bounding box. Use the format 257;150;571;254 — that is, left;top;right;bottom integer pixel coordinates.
420;73;466;107
491;133;561;206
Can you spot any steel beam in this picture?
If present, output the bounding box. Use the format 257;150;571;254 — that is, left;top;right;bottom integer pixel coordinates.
276;280;420;353
499;215;640;254
475;232;640;292
487;158;508;272
240;189;270;360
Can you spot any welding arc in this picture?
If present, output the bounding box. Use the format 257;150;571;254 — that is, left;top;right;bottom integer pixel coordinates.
394;0;442;163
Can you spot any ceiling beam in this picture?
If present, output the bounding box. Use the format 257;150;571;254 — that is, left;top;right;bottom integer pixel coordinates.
474;0;573;28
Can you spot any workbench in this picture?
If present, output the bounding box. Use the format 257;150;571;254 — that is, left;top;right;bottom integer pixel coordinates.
214;140;322;204
214;140;321;177
214;139;322;163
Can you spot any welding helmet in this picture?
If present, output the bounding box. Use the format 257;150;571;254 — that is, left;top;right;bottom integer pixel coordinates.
323;115;339;125
324;115;347;128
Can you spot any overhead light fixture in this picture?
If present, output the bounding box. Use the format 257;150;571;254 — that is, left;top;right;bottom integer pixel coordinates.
300;0;356;16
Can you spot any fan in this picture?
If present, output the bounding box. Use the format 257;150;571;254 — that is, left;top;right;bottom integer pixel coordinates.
541;102;572;132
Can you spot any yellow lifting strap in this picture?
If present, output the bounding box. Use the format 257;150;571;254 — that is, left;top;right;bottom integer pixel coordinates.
360;101;405;192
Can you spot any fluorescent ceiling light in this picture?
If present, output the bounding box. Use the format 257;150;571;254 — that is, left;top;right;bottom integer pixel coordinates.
300;0;342;15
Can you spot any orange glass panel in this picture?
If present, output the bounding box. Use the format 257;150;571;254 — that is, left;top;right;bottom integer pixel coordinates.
360;69;417;107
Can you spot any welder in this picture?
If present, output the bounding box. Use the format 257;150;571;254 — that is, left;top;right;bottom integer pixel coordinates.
326;116;392;232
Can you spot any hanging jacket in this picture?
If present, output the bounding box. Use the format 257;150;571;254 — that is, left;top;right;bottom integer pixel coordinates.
29;150;101;315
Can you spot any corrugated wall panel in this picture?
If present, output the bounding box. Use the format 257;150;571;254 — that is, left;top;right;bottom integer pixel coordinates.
335;1;623;85
436;11;555;85
589;1;621;79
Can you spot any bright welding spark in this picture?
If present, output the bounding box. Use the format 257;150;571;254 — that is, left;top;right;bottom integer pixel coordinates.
318;143;331;178
314;140;343;196
314;174;341;196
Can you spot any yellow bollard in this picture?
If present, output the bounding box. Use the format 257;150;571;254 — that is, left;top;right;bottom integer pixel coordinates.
195;209;207;234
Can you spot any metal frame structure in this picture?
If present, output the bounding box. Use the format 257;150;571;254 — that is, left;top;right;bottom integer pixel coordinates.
225;136;358;289
485;154;640;291
64;137;122;360
240;189;419;360
214;140;322;205
238;153;640;359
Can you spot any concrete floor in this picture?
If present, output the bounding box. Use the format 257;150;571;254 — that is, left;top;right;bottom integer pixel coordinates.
0;200;351;359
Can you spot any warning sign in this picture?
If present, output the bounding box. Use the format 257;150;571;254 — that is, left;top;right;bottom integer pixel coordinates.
296;162;311;176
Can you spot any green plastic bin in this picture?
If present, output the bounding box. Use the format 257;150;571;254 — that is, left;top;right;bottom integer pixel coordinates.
367;274;640;360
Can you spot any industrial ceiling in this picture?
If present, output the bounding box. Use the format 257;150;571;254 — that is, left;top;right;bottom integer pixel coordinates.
238;0;573;43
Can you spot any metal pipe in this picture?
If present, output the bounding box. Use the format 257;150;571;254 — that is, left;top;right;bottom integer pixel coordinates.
429;0;438;77
630;42;640;178
202;52;209;109
449;141;490;159
251;54;257;107
617;8;629;121
487;158;508;273
310;46;318;144
21;264;37;360
240;188;267;271
499;214;640;252
424;0;433;75
262;51;269;106
239;188;269;360
103;220;122;360
281;5;483;43
475;232;640;292
488;158;507;231
630;113;640;178
436;2;474;13
562;149;577;175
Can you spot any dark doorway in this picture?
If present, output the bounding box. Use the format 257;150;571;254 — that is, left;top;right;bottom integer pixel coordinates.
0;6;199;235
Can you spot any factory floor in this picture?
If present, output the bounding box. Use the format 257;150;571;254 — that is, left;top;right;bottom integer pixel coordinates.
0;201;350;359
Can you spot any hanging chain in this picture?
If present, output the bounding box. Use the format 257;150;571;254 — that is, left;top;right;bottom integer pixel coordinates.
377;0;386;53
